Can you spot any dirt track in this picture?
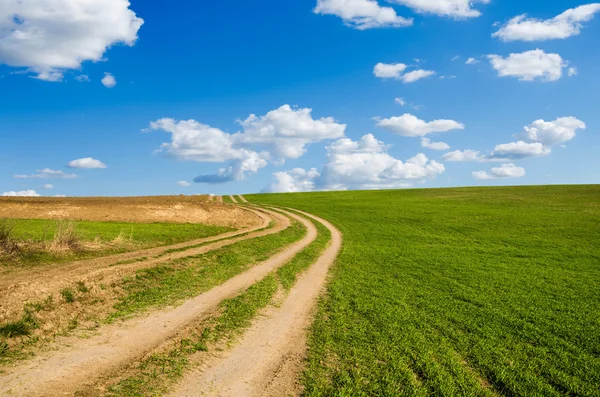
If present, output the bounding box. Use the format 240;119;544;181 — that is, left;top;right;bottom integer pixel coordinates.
167;209;341;397
0;207;280;324
0;209;318;397
229;195;238;203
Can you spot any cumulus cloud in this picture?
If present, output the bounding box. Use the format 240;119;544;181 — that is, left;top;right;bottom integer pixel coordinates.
2;190;41;197
148;105;345;184
67;158;107;169
235;105;346;160
314;0;413;29
0;0;143;81
488;49;569;82
374;63;435;83
265;134;445;192
473;163;525;180
445;116;586;162
376;113;464;137
389;0;490;18
442;149;484;162
395;97;407;106
465;57;480;65
523;116;586;146
568;67;578;76
102;73;117;88
14;169;77;179
177;181;191;187
490;141;550;159
264;168;321;193
42;184;54;189
493;4;600;41
421;138;450;150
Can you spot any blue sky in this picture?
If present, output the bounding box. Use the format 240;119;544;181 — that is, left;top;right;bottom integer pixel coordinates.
1;0;599;197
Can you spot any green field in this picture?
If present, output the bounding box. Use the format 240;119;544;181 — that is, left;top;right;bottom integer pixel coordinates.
247;185;600;396
0;218;231;267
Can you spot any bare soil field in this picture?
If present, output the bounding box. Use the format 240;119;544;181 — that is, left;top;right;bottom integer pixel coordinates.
0;196;258;229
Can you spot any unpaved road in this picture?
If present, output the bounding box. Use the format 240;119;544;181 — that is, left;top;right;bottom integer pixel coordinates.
0;208;280;323
229;195;238;203
0;210;317;397
168;210;342;397
238;195;249;203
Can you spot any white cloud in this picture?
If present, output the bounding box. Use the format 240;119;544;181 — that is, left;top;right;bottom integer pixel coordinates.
67;157;107;169
2;190;41;197
488;49;568;82
314;0;413;30
465;57;480;64
491;141;550;159
0;0;143;81
473;163;525;180
42;184;54;189
76;75;90;82
14;168;77;179
522;116;585;146
395;97;407;106
374;63;435;83
148;105;345;184
388;0;490;18
442;149;484;162
264;168;321;193
493;4;600;41
568;67;578;77
400;69;436;83
101;73;117;88
421;137;450;150
266;134;445;192
376;113;464;137
235;105;346;160
446;116;586;163
177;181;191;187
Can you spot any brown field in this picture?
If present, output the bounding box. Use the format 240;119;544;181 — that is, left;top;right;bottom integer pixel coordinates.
0;195;258;229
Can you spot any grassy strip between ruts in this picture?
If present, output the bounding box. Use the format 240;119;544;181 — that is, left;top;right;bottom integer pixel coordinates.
222;195;234;204
247;185;600;397
107;216;306;321
0;218;231;268
102;209;332;397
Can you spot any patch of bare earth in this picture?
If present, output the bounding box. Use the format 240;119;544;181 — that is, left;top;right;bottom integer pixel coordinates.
0;209;284;355
0;210;317;397
168;210;342;397
0;195;257;229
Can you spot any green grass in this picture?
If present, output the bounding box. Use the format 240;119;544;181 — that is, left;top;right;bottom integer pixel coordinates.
108;219;306;320
222;195;234;204
0;219;231;267
247;185;600;397
104;212;333;396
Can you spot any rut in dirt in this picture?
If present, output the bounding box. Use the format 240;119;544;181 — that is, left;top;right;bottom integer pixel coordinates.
0;207;283;322
168;209;342;397
0;209;317;397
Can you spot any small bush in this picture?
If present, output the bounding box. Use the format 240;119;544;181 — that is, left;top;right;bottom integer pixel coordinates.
0;320;30;338
0;219;20;255
76;281;89;294
61;288;75;303
49;221;80;252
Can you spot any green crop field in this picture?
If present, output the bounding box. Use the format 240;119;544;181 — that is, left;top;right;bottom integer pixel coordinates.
247;185;600;396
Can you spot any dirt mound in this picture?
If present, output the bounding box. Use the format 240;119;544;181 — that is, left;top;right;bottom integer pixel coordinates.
0;196;258;229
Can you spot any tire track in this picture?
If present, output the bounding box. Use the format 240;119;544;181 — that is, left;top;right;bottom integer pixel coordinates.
238;195;249;203
229;195;238;203
0;210;317;397
0;208;279;322
168;209;342;397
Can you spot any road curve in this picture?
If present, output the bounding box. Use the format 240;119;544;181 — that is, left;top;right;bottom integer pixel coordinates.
0;209;317;397
168;208;342;397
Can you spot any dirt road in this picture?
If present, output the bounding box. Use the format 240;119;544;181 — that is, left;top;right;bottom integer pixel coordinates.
0;208;283;323
229;195;238;203
0;210;317;397
168;209;342;397
238;195;249;203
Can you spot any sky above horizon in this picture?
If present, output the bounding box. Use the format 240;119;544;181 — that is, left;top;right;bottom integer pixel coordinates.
1;0;599;197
